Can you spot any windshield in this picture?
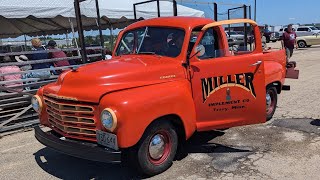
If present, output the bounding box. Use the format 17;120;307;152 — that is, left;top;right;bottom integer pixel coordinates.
116;27;185;58
310;27;318;30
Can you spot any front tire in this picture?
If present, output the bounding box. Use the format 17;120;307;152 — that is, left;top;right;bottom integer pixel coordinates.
298;40;306;48
266;86;278;121
127;121;178;176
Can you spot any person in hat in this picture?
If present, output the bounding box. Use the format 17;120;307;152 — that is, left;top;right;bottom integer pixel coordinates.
26;38;52;79
47;40;71;74
15;55;32;71
167;32;184;57
0;56;23;91
31;38;53;70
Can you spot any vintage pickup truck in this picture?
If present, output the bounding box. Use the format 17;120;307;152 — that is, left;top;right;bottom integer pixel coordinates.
33;17;298;176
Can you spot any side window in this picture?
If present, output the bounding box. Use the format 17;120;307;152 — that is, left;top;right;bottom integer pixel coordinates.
197;28;220;60
297;28;308;32
224;23;256;55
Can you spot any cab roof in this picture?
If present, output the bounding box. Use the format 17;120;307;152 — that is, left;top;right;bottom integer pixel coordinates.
125;17;214;31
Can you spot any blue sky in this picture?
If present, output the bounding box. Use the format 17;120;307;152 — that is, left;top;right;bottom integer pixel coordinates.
181;0;320;25
3;0;319;42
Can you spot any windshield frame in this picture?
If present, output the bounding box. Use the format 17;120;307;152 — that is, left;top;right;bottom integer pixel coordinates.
115;26;186;58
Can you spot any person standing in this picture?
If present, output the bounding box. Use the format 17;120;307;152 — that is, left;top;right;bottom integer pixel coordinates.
281;24;298;61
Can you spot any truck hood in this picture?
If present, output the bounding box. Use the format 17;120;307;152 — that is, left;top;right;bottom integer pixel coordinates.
43;56;186;103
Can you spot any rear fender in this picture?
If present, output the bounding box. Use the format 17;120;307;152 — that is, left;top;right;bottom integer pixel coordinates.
99;80;196;148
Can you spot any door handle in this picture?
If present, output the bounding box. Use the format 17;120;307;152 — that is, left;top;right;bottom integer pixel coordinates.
250;61;262;66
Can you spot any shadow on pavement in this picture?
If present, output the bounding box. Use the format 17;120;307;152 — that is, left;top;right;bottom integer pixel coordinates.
176;130;252;160
310;119;320;126
34;131;251;179
34;148;139;180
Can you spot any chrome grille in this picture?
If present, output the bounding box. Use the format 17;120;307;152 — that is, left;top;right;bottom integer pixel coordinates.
43;94;97;141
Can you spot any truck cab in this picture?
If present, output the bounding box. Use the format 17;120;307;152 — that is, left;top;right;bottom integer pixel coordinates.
33;17;293;176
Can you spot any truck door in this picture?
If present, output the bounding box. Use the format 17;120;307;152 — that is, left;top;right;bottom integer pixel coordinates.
189;20;266;131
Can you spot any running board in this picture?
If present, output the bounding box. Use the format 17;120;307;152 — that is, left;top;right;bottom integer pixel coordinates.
282;85;291;91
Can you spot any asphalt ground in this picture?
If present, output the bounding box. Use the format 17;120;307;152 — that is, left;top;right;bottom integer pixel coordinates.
0;43;319;180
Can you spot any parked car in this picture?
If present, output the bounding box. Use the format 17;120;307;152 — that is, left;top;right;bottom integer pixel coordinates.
296;33;320;48
33;17;298;176
226;31;253;44
279;27;296;38
296;26;320;37
226;31;245;41
263;31;280;43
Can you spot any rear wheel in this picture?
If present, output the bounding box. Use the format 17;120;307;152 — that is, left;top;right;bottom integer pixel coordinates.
127;120;178;176
298;40;306;48
266;86;278;121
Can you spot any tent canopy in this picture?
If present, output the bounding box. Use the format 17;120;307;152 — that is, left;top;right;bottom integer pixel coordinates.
0;0;205;38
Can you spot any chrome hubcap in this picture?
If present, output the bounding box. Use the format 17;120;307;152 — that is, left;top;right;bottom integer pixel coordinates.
149;134;165;160
266;93;272;111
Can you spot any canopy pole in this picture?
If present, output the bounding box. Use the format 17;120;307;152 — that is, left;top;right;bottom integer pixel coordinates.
24;35;27;51
66;31;70;48
95;0;105;59
173;0;177;16
74;0;87;63
110;25;114;51
69;18;80;56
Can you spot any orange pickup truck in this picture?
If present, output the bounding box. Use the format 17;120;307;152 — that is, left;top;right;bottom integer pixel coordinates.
33;17;298;176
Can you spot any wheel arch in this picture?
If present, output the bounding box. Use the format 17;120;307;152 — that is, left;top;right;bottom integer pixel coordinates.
146;114;187;144
297;39;307;47
266;81;282;94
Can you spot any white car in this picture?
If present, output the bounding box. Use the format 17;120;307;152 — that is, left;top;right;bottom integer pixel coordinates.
296;26;320;37
296;33;320;48
225;31;244;41
278;27;296;37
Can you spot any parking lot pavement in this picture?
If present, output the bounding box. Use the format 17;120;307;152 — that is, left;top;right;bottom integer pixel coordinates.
0;44;319;180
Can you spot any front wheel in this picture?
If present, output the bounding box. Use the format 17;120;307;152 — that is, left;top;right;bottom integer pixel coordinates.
298;40;306;48
127;121;178;176
266;86;278;121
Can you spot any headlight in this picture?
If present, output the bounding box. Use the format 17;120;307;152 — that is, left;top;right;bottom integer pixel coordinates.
31;95;42;113
100;108;117;132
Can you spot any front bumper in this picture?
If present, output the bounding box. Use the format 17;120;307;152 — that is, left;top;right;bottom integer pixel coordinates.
34;126;121;163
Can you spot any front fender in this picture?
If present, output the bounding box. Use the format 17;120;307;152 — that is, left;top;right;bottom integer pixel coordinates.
99;80;196;148
264;60;286;87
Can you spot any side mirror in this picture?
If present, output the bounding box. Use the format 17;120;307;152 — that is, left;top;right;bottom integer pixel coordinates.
194;45;205;57
184;45;206;68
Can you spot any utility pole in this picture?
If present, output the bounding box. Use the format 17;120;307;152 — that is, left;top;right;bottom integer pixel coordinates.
254;0;257;21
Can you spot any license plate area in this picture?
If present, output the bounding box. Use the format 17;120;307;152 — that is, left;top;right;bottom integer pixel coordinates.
96;130;118;150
